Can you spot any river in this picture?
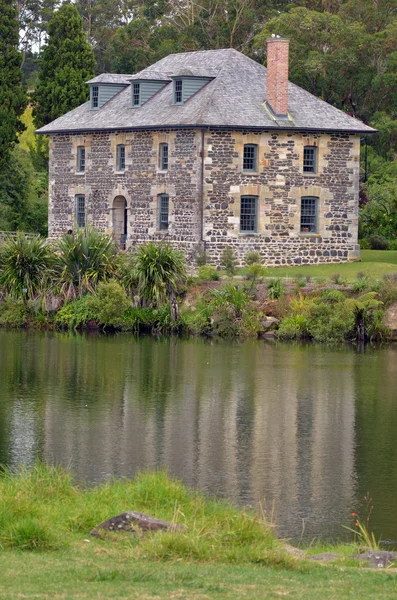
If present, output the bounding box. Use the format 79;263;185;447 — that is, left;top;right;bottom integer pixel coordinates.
0;330;396;544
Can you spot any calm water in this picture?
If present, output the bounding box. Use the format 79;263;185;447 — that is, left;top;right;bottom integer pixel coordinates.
0;330;396;543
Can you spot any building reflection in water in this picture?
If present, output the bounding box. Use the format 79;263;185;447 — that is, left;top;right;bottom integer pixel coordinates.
2;332;395;541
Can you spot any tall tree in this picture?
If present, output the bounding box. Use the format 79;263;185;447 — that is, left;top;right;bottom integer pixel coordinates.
0;0;28;169
32;4;96;128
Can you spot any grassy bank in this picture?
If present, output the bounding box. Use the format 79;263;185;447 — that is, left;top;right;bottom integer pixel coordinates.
232;250;397;281
0;233;397;342
0;466;395;600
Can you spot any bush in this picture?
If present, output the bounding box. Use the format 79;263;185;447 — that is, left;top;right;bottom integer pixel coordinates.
93;281;130;328
0;234;54;301
195;246;207;267
56;227;119;298
244;251;261;266
330;273;347;285
277;315;308;340
369;235;389;250
198;265;220;281
376;273;397;307
133;242;187;308
0;297;27;327
55;295;97;330
267;279;285;300
245;263;267;282
220;247;238;276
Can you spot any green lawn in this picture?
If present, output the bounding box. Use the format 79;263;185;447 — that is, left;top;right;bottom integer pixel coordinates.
258;250;397;281
18;106;36;151
0;549;396;600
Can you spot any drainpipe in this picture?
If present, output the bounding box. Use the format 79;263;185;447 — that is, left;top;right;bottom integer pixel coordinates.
199;128;205;248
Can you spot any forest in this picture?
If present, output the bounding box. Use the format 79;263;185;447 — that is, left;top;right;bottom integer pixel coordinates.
1;0;397;245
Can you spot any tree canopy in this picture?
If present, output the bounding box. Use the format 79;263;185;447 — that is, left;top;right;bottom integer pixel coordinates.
32;3;96;128
0;0;27;169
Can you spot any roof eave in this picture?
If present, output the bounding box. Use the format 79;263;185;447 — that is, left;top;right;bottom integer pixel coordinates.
35;124;377;135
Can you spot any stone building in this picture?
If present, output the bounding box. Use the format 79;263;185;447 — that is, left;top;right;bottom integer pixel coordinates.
37;38;375;265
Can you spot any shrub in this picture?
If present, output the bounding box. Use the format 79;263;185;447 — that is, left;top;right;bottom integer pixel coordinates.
330;273;347;285
267;278;285;300
55;295;97;330
220;246;238;276
0;234;54;302
56;227;119;298
94;280;131;328
245;263;267;282
0;297;27;327
277;315;308;340
133;242;187;308
195;246;207;267
369;235;389;250
198;265;220;281
244;251;261;266
294;275;306;289
352;275;371;293
376;273;397;307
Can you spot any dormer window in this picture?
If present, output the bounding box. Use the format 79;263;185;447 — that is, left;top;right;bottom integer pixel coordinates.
174;80;183;104
91;86;99;109
132;83;140;107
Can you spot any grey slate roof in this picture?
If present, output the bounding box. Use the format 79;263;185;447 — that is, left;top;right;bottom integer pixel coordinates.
37;48;375;135
86;73;134;84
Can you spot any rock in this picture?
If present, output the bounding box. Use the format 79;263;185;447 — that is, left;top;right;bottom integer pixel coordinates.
261;316;279;331
384;303;397;339
91;511;185;536
352;550;397;568
283;543;305;558
307;552;338;562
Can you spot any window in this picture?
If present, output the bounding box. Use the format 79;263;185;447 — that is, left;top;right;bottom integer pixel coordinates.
91;86;99;109
75;194;86;228
174;79;183;104
116;144;126;171
159;143;168;170
132;83;140;106
159;194;169;230
243;144;257;171
300;197;318;233
77;146;85;172
240;195;258;232
303;146;317;173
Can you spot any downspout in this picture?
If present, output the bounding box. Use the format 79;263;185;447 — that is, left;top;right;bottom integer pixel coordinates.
199;129;205;244
199;128;206;248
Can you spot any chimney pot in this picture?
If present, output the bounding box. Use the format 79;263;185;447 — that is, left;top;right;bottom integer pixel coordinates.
266;37;289;117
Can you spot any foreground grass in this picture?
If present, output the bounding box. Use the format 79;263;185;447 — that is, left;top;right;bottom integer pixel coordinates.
0;465;396;599
228;250;397;281
1;549;396;600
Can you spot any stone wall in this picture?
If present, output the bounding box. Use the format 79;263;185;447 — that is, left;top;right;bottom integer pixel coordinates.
48;128;202;259
48;127;360;266
203;129;360;265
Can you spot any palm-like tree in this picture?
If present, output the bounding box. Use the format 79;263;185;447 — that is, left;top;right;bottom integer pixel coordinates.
132;243;187;321
0;233;54;304
55;227;119;298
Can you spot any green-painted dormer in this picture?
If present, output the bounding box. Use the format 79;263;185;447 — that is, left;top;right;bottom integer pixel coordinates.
129;73;170;108
87;74;133;110
171;71;214;104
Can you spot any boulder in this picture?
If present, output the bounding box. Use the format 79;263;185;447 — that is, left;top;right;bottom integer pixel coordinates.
352;550;397;568
91;511;184;536
384;303;397;339
261;316;279;331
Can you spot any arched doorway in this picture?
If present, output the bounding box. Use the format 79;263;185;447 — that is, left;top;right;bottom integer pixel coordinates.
113;196;127;248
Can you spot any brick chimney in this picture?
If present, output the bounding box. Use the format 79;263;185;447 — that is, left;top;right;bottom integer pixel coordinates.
266;36;289;117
